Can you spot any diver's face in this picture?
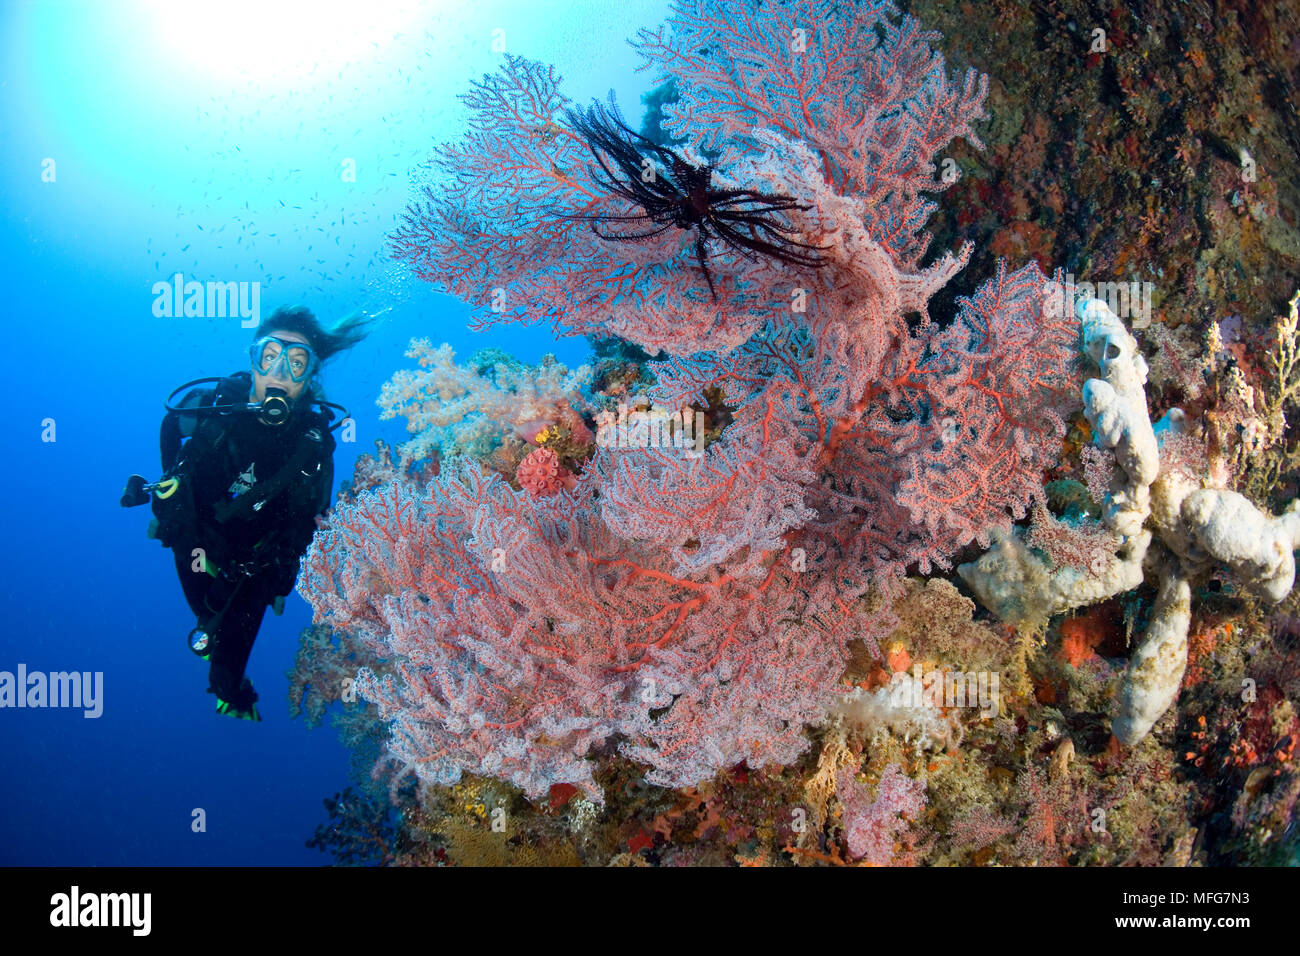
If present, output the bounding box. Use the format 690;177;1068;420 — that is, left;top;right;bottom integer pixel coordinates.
251;329;312;402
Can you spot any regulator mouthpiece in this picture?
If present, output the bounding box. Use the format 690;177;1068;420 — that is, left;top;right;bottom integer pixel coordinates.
258;389;291;426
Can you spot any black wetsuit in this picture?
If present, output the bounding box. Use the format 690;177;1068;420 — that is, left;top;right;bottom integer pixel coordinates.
153;372;335;710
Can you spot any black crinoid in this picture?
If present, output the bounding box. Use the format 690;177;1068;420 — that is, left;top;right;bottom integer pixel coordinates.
563;101;828;299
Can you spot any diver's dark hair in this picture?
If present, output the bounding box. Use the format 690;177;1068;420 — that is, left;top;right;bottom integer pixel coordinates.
253;305;373;365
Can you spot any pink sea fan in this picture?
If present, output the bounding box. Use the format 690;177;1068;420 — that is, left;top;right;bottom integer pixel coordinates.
622;560;877;788
320;0;1082;801
389;0;990;357
302;465;879;803
635;0;988;268
892;263;1077;551
593;391;818;577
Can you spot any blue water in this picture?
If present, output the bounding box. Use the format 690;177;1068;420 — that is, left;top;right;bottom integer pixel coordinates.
0;0;668;865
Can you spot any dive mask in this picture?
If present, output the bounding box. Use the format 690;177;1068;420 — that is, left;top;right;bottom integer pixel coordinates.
250;335;318;384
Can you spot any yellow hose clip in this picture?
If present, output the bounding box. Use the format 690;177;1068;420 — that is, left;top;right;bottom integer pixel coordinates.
154;477;180;500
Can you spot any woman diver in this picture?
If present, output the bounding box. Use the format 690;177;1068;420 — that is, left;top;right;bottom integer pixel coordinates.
124;306;368;720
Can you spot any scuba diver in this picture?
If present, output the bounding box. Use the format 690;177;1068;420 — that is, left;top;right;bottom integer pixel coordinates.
122;306;368;720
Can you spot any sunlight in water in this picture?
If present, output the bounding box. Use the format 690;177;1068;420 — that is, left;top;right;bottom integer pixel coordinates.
141;0;423;83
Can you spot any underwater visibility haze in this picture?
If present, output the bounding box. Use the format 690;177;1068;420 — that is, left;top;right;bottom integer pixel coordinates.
0;0;667;865
3;0;1300;869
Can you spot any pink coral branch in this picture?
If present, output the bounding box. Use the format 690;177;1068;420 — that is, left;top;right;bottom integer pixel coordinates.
313;0;1080;802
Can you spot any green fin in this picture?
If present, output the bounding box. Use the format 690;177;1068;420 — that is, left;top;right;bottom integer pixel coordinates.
215;698;262;722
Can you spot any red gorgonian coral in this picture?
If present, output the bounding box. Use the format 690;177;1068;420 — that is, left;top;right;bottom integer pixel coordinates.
307;0;1078;803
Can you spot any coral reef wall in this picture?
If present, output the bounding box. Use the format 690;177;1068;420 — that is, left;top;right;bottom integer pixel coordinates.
291;0;1300;866
305;0;1076;805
